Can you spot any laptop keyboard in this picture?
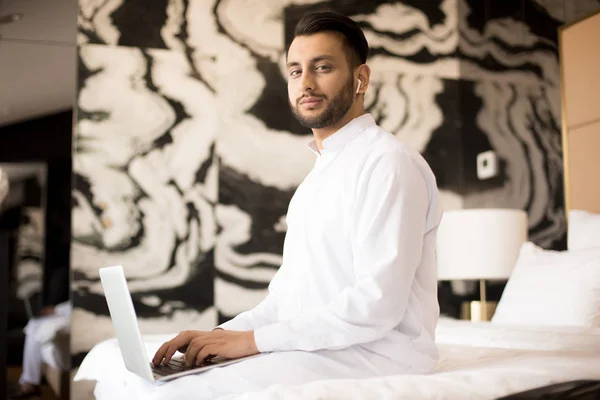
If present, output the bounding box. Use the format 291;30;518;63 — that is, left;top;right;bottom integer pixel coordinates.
152;356;189;376
152;355;223;377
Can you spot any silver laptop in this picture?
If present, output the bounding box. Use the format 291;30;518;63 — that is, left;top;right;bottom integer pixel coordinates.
99;265;261;383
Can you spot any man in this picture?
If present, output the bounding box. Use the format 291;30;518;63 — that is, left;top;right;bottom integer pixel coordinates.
152;11;442;397
8;302;71;399
9;266;71;399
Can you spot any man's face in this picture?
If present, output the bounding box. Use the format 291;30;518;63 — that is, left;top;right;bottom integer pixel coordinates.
287;32;356;129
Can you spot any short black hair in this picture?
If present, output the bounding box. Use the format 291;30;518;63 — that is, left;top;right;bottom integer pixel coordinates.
292;11;369;69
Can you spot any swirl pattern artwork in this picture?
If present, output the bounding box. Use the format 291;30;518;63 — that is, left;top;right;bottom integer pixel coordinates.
72;0;600;363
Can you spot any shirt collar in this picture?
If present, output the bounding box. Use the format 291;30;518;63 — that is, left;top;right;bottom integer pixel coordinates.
306;113;375;155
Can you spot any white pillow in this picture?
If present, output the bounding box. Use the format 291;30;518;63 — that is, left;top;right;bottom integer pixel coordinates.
568;209;600;251
492;242;600;327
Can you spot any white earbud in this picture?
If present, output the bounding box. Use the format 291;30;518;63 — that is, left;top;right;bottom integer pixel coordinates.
356;79;362;94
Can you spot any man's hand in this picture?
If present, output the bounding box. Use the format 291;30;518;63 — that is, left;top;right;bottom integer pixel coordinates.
152;330;259;368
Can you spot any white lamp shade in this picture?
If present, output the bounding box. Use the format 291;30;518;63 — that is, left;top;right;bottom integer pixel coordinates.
436;209;528;280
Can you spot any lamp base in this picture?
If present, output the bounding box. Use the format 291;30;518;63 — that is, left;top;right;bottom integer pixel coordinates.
460;301;498;322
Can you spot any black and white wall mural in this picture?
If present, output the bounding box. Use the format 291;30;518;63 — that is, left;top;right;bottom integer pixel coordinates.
72;0;600;364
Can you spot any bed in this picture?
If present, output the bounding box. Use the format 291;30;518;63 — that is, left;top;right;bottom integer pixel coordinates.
74;318;600;399
74;230;600;399
74;10;600;400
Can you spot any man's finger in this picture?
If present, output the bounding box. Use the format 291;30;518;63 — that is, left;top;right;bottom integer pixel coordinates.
163;340;184;365
177;330;201;353
153;331;204;367
196;345;217;367
154;331;187;365
160;331;191;365
152;342;170;366
184;337;207;367
177;344;190;354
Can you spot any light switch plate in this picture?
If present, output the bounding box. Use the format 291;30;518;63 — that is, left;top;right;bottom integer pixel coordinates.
477;150;498;180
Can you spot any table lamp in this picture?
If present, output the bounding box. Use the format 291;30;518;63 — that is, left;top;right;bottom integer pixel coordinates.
436;208;528;321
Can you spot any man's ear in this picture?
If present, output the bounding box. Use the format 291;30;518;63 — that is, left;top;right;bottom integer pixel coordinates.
356;64;371;95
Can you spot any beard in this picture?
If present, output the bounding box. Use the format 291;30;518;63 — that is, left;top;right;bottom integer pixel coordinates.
290;76;355;129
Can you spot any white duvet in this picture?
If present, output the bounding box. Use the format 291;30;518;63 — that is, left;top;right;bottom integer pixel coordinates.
75;319;600;399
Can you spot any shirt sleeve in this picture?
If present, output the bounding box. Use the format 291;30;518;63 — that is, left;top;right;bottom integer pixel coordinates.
215;267;285;332
253;153;431;352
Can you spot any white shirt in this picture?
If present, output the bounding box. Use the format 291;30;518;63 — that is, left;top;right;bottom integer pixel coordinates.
219;113;443;372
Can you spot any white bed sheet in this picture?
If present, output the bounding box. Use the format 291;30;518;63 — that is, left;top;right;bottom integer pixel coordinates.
74;319;600;400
